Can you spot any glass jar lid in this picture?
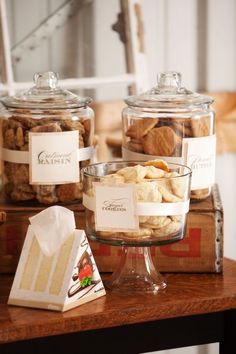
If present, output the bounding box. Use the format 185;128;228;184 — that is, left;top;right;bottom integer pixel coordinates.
125;71;213;108
1;71;92;109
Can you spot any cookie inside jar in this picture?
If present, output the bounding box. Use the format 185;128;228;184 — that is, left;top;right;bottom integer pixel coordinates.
1;71;94;205
82;159;192;246
122;71;216;201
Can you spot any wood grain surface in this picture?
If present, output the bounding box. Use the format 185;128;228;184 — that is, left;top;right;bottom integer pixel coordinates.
0;258;236;344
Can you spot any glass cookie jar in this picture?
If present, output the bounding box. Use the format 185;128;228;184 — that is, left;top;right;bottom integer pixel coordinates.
122;71;216;201
0;71;94;205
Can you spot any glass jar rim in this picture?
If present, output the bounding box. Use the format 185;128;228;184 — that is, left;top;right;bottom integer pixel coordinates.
82;160;192;180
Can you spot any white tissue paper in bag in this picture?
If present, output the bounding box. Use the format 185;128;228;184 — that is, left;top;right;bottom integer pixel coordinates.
29;206;76;257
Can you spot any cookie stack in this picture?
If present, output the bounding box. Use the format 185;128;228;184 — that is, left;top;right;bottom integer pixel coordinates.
122;71;216;202
1;71;94;205
82;159;191;245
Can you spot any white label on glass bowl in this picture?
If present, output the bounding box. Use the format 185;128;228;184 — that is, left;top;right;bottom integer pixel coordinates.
182;135;216;190
94;183;139;232
29;131;79;184
83;193;190;216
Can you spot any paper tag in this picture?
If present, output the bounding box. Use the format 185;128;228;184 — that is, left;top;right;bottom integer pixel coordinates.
29;131;79;184
182;135;216;190
94;183;139;232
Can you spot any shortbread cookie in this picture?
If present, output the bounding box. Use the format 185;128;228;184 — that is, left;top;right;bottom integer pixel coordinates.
191;117;210;137
152;221;181;237
144;159;169;172
86;159;189;243
170;215;182;222
142;126;178;156
97;231;115;238
127;139;144;153
190;188;210;200
117;165;147;182
135;181;162;202
122;227;152;239
140;216;171;229
126;118;159;139
157;180;182;202
167;172;187;199
102;173;125;184
171;119;192;137
144;165;165;179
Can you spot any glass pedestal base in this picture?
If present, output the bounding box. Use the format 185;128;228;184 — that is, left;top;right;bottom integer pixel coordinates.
105;246;167;293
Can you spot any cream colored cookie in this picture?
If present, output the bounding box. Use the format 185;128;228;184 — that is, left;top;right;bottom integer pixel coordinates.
102;173;125;184
144;159;169;172
167;171;187;199
117;165;147;182
157;180;182;202
140;216;171;229
121;227;152;238
97;231;115;238
152;221;181;237
139;215;149;224
135;181;162;202
170;215;182;222
144;165;165;179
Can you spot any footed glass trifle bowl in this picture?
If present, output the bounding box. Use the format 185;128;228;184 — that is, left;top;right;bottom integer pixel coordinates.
82;160;191;293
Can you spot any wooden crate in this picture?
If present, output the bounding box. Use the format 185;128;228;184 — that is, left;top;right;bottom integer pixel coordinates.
0;184;223;274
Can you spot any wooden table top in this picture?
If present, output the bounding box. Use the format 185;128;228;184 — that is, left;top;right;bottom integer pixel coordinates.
1;258;236;345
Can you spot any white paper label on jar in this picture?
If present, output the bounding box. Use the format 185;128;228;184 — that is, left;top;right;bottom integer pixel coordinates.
29;131;79;184
182;135;216;190
94;183;139;232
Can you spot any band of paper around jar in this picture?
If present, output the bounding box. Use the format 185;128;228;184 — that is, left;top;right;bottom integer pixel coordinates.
1;146;94;164
83;193;190;216
122;146;184;164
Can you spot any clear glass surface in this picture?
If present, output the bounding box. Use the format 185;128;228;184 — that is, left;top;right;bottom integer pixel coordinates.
0;72;94;205
82;160;191;293
122;71;215;201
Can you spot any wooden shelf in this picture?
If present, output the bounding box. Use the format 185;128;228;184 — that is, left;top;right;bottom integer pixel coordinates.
0;258;236;353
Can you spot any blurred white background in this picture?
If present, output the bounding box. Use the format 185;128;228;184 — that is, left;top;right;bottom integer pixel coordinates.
4;0;236;353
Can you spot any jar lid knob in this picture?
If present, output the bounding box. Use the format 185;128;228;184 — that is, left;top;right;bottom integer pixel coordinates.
33;71;59;89
157;71;181;92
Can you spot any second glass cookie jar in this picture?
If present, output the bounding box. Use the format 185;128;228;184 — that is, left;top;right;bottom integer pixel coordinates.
0;71;94;205
122;71;216;201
